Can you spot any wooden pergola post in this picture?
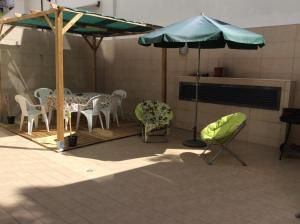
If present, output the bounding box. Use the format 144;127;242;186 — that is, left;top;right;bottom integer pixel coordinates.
55;7;65;150
162;48;167;103
83;36;103;92
92;37;97;91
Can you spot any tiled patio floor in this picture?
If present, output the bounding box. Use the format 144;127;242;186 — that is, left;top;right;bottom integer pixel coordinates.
0;126;299;224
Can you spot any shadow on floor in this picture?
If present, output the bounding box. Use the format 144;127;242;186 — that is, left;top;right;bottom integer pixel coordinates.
64;128;198;162
0;145;52;151
1;157;300;224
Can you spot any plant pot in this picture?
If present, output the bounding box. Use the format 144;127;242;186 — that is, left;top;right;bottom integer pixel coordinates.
67;135;78;147
7;116;15;124
213;67;224;77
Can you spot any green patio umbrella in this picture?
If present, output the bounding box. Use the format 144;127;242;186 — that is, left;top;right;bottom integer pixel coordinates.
138;14;265;148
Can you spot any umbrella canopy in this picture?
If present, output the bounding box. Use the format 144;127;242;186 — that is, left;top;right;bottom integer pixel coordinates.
138;15;265;49
138;14;265;148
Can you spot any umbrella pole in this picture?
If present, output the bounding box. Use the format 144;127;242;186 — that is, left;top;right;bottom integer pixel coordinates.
194;47;200;140
183;47;206;148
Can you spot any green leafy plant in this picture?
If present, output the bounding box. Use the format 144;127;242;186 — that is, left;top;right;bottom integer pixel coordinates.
65;109;77;147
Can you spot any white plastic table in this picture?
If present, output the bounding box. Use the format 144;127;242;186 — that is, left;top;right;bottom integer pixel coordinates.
45;92;111;112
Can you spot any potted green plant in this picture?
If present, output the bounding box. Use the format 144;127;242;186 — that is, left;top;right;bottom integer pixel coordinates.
4;95;15;124
66;110;78;147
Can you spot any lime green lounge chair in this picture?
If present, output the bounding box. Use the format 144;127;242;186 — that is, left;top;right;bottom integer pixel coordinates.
201;112;247;166
135;100;173;142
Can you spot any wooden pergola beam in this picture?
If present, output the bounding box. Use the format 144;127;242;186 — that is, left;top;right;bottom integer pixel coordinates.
82;35;94;50
29;9;41;14
62;13;83;35
63;7;150;28
0;24;4;35
0;8;57;25
83;35;103;51
43;14;55;32
95;37;103;50
0;25;15;41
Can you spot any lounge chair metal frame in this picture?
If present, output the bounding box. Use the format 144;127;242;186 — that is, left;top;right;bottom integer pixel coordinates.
202;121;247;166
139;123;169;143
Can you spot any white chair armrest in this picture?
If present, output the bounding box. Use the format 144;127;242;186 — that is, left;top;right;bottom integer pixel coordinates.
31;104;43;108
26;101;46;113
87;95;102;105
79;95;103;111
77;103;87;112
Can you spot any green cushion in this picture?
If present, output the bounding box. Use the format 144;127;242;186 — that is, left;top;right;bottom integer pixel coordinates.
201;112;246;144
135;103;144;122
135;100;173;135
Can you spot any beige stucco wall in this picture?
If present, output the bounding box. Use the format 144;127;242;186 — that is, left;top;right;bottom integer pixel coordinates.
101;0;300;28
24;0;98;12
99;24;300;145
98;37;162;115
0;26;93;120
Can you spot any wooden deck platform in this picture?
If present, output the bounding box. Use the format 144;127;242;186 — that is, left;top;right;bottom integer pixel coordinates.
0;120;140;151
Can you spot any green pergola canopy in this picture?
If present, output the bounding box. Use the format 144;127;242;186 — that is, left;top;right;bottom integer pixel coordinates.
4;7;159;37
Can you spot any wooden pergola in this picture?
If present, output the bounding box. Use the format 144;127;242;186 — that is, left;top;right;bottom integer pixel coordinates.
0;4;162;150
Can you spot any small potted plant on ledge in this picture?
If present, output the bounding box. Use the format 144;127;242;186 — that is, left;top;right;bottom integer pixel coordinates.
66;110;78;147
4;95;15;124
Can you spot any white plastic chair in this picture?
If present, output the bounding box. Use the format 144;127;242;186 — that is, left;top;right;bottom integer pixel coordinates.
76;95;119;132
112;89;127;118
54;88;72;95
76;95;108;132
15;95;50;135
97;95;119;129
110;95;120;127
34;88;54;124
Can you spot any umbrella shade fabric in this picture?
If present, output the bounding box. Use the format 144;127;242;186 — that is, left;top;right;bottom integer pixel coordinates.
138;15;265;49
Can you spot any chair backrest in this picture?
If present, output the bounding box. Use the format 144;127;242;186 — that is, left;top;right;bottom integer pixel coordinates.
112;89;127;99
201;112;247;144
15;95;31;116
54;88;72;95
135;100;173;125
34;88;53;105
89;95;111;114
